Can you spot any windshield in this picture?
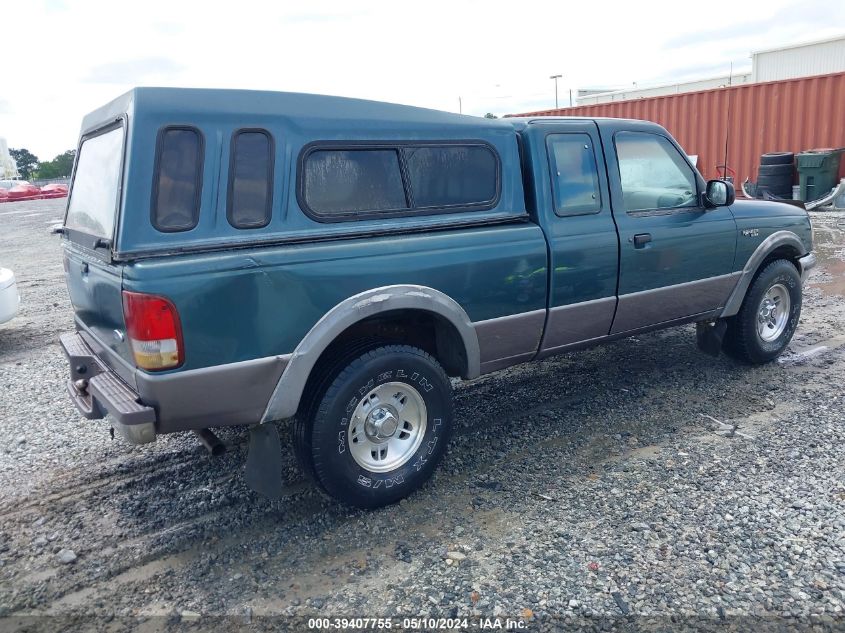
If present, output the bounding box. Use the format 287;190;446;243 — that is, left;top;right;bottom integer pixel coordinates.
65;124;124;239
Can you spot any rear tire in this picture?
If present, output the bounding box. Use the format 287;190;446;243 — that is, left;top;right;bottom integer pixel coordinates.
293;345;454;508
760;152;794;166
758;164;794;177
723;259;802;364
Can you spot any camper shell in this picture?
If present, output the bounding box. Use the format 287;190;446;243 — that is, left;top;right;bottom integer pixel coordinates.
77;88;527;258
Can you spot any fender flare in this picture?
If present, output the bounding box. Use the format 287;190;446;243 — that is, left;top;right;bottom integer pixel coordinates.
720;230;807;318
260;285;480;422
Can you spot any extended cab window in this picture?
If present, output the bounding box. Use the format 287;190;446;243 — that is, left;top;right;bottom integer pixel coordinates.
153;127;203;232
404;146;497;208
615;132;697;212
65;124;124;239
304;149;407;216
546;134;601;216
228;130;273;229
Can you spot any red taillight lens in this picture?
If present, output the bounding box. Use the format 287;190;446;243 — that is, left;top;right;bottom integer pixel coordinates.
122;291;183;370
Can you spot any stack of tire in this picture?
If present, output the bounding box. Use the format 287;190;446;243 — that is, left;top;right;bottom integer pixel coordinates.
756;152;795;199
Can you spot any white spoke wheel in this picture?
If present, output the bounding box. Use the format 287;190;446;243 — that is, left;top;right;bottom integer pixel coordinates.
292;344;454;509
348;382;427;473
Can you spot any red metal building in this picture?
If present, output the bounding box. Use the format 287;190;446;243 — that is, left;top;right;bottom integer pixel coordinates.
508;71;845;190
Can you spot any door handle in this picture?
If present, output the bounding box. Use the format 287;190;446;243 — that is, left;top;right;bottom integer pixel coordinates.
632;233;652;248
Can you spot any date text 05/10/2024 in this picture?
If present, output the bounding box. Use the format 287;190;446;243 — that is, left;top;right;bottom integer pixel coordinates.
307;617;528;630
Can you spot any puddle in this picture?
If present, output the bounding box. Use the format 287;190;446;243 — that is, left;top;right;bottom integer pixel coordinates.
808;211;845;297
777;345;830;365
811;256;845;297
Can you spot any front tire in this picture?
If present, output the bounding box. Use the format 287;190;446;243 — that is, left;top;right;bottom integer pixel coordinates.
723;259;802;364
294;345;454;508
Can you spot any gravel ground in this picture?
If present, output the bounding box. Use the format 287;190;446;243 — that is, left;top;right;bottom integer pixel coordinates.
0;200;844;632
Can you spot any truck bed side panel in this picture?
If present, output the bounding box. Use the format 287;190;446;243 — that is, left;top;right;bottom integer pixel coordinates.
122;222;549;372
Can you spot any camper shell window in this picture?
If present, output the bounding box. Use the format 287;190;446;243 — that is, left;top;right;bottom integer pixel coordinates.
227;129;274;229
65;122;125;240
298;142;500;221
152;126;204;232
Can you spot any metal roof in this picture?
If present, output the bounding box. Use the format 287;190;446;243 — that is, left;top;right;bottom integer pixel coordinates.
751;33;845;56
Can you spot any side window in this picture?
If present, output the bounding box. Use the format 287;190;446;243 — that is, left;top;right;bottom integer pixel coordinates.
303;149;407;217
615;132;697;213
546;133;601;216
228;130;273;229
153;127;203;232
299;142;501;221
404;145;497;208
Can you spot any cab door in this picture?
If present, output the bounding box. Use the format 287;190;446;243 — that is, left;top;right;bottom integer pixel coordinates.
599;123;738;334
526;121;619;356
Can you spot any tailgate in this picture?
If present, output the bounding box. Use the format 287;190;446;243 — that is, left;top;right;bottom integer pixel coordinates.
63;245;135;386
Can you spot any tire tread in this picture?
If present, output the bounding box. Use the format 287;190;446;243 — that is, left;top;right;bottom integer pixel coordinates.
292;338;386;492
295;344;453;508
723;259;801;364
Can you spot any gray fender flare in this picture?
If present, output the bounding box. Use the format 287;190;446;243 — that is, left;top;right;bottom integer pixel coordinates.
720;230;807;318
260;285;480;422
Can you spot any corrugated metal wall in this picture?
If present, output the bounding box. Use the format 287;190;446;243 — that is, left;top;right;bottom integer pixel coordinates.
509;71;845;190
753;37;845;82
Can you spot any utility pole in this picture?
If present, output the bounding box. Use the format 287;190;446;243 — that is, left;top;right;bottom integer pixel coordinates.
458;96;462;114
550;75;562;109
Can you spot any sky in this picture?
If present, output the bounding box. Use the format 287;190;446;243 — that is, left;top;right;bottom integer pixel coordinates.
1;0;844;161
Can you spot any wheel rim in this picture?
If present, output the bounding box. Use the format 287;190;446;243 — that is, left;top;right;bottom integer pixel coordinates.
347;382;427;473
757;283;791;342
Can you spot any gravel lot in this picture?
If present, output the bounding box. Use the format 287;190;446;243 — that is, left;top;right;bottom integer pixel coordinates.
1;199;844;631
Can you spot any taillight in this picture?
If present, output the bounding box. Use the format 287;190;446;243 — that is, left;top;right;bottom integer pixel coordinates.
122;291;184;370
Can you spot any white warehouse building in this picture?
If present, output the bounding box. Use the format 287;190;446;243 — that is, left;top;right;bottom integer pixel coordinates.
752;34;845;82
577;34;845;105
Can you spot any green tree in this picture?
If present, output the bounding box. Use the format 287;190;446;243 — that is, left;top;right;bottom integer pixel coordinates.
9;148;38;179
37;150;76;179
484;112;498;119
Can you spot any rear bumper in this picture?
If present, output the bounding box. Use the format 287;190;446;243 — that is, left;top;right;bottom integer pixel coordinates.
60;332;157;444
60;330;290;439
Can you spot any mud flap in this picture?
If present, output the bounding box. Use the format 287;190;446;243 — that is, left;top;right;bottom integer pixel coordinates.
696;319;728;357
245;423;284;498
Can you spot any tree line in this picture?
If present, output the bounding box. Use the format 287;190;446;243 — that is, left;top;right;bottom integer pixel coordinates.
9;148;75;180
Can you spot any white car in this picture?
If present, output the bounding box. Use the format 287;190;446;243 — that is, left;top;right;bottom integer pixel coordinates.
0;268;19;324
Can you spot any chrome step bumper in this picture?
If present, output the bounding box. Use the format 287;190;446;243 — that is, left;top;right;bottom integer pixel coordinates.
60;332;156;444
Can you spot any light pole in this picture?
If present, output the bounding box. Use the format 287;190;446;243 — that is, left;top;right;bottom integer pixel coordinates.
550;74;562;109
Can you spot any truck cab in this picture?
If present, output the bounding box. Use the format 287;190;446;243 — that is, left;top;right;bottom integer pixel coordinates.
514;116;741;345
59;88;815;508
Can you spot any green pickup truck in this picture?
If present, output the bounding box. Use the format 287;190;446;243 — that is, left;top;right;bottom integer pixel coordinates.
59;88;815;508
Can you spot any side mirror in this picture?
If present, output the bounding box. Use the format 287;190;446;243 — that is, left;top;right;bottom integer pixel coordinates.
703;179;735;208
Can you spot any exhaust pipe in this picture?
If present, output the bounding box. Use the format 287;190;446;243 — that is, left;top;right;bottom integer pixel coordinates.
194;428;226;456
